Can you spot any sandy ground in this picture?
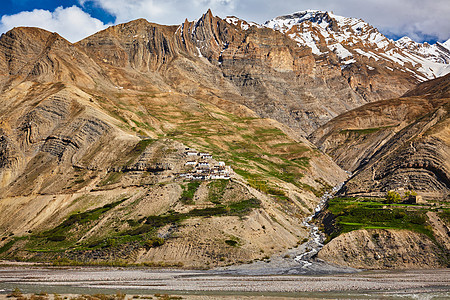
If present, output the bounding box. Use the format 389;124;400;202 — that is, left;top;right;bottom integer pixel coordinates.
0;266;449;299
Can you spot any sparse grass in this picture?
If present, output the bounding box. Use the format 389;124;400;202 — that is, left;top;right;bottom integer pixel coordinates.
23;198;127;252
128;198;262;235
124;139;154;166
339;125;396;135
98;171;122;186
179;182;201;204
0;239;17;255
207;180;228;204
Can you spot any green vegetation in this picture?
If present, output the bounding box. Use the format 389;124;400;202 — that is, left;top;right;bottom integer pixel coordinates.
326;197;434;242
340;125;397;135
385;190;401;203
124;139;154;166
207;180;229;204
0;239;16;255
40;199;126;241
15;198;128;254
130;96;319;195
225;239;238;247
144;237;165;249
180;182;201;204
126;198;261;235
99;171;122;186
438;209;450;224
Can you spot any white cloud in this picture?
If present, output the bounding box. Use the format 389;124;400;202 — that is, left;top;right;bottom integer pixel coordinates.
79;0;238;24
0;6;110;43
82;0;450;42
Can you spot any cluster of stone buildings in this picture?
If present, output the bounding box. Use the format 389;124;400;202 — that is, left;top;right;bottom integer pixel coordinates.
179;149;232;180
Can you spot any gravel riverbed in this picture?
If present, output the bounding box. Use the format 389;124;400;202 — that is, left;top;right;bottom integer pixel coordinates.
0;266;449;299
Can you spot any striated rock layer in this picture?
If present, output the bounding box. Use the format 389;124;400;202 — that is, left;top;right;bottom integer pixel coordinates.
311;74;450;200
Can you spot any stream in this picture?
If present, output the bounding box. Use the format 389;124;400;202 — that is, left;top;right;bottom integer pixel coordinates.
294;182;345;268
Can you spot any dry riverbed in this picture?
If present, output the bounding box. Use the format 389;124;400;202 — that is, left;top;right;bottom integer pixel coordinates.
0;266;449;299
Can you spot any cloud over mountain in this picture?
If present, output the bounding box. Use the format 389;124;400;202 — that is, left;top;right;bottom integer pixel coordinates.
0;5;110;42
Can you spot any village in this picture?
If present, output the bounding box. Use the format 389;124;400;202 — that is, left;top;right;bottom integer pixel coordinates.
178;148;233;181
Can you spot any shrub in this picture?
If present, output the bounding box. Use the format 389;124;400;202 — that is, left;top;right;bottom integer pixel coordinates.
385;191;401;203
47;235;66;242
225;239;238;247
144;237;165;249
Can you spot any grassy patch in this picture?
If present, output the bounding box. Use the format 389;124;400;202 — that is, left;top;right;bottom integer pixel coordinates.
207;180;229;204
99;171;122;186
124;139;154;166
24;198;127;252
326;197;434;241
339;125;396;135
180;182;201;204
131;198;261;234
0;239;16;255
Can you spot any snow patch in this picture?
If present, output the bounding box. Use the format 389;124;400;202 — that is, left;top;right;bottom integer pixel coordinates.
328;43;353;59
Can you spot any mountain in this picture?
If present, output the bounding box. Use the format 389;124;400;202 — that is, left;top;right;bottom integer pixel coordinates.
311;73;450;200
0;12;349;267
0;9;448;269
264;10;450;81
312;74;450;269
396;36;450;64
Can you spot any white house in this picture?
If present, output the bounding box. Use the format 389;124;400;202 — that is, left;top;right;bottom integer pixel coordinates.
198;161;210;167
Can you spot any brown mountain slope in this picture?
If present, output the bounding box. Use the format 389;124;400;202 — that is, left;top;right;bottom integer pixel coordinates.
0;27;110;90
0;17;350;267
75;10;419;135
310;74;450;199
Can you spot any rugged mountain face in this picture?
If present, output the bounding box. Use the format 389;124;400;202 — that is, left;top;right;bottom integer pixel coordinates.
0;27;109;90
265;10;450;82
396;37;450;64
311;74;450;199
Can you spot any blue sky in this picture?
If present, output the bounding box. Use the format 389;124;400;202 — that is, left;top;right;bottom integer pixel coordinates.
1;0;449;43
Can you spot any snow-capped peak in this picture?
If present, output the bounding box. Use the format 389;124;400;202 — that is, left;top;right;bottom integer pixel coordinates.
264;10;391;56
443;39;450;51
395;36;450;65
263;11;450;81
397;36;414;44
264;10;333;31
225;16;261;30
